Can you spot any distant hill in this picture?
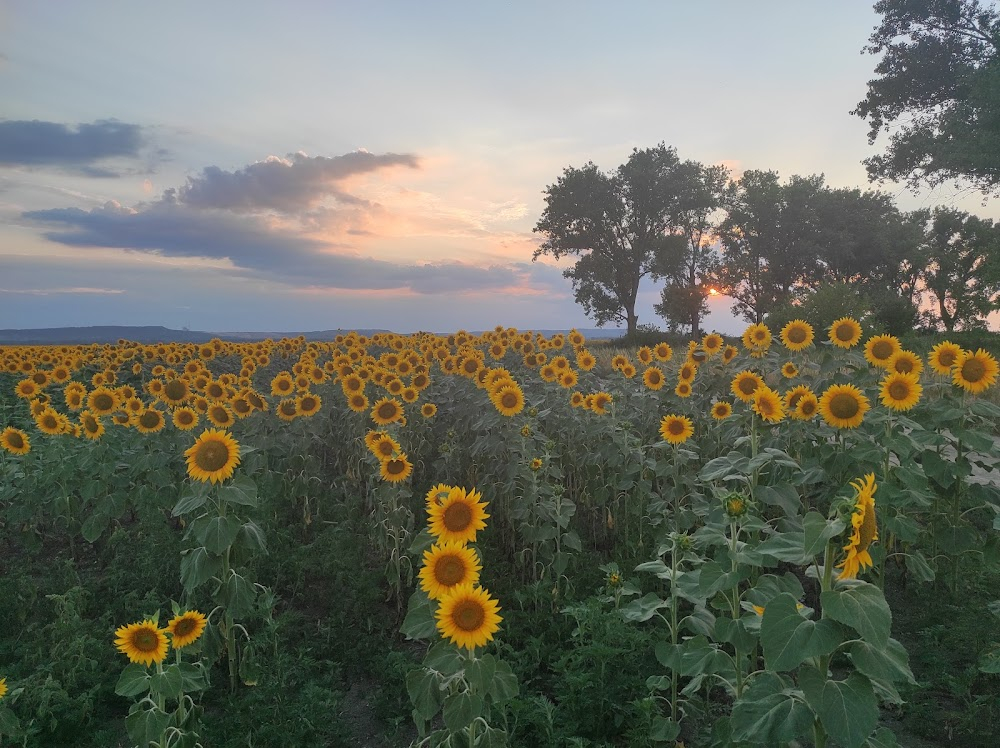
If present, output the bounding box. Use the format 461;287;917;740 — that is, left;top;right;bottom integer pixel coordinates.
0;325;623;346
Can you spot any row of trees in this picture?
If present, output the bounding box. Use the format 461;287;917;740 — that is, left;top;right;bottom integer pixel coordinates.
533;1;1000;337
533;143;1000;336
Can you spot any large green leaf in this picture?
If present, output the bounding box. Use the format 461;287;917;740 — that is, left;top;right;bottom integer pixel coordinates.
401;591;438;641
219;475;258;507
620;592;671;623
180;547;221;592
730;671;812;744
803;512;846;557
406;669;442;721
799;667;878;748
442;691;483;733
488;659;519;702
757;532;810;564
761;593;843;672
150;664;184;699
126;703;171;748
219;571;257;617
198;515;241;554
820;580;891;648
115;664;151;697
847;638;916;689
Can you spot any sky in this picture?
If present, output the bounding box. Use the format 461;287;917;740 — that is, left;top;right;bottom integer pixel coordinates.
1;1;996;336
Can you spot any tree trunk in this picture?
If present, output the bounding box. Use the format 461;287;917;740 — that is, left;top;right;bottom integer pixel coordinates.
626;308;638;336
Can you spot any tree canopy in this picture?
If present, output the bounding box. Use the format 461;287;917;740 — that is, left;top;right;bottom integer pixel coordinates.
854;0;1000;192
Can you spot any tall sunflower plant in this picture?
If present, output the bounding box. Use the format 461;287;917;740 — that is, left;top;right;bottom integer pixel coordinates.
401;484;520;747
172;429;270;693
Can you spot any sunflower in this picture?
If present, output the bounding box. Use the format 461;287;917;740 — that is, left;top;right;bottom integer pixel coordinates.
370;433;401;460
783;384;813;411
781;362;798;378
80;411;105;440
731;370;763;402
167;611;208;649
678;362;697;382
421;402;437;418
722;345;739;364
794;392;819;420
492;384;525;417
752;386;785;423
380;453;413;482
889;350;923;376
271;373;295;397
837;474;878;580
590;391;613;415
160;378;191;407
928;340;963;376
953;348;999;394
185;428;241;484
674;381;692;398
15;379;38;398
742;323;772;351
702;333;724;356
819;384;870;429
428;486;490;544
36;407;67;435
780;319;814;351
879;371;922;411
419;541;482;600
637;346;653;364
828;317;863;349
864;334;901;369
425;483;453;507
659;414;694;445
576;350;596;370
172;406;199;431
435;584;503;651
205;403;235;429
711;401;732;420
569;391;585;408
371;397;404;426
653;342;673;362
642;367;665;390
88;386;119;415
296;393;322;417
0;676;6;701
114;619;169;666
135;408;166;434
0;427;30;455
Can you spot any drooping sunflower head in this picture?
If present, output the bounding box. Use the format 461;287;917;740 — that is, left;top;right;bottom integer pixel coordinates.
114;619;169;666
731;370;763;403
928;340;963;376
952;348;999;394
276;398;298;421
752;386;785;423
659;414;694;445
428;486;490;544
780;320;814;351
419;541;483;600
819;384;870;429
167;611;208;649
435;583;503;651
880;371;922;411
828;317;863;349
184;428;241;484
711;401;732;421
864;334;901;369
837;473;878;580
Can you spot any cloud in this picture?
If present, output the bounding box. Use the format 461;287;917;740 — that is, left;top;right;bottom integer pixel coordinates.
0;119;146;167
0;287;126;295
22;199;555;295
171;151;419;213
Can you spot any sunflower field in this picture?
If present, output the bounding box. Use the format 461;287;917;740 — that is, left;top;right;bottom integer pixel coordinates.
1;321;1000;747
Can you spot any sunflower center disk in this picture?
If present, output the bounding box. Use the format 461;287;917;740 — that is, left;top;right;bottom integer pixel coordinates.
443;502;473;532
195;442;230;472
829;393;859;419
889;382;910;400
94;394;113;411
788;328;806;343
501;393;518;408
962;359;985;382
174;619;196;637
872;342;893;360
836;325;854;341
453;600;486;631
668;421;685;435
9;434;24;448
140;412;160;428
435;556;466;586
859;504;877;552
133;629;158;652
387;459;406;475
165;381;187;400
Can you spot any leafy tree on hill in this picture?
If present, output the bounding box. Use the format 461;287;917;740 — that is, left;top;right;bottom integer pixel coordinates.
532;144;691;335
854;0;1000;192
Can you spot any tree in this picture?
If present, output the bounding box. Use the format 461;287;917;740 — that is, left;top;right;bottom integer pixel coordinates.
919;207;1000;330
653;161;729;338
532;144;688;335
714;171;826;323
854;0;1000;192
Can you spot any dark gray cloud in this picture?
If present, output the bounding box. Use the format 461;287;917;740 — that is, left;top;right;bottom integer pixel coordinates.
0;119;146;166
22;200;533;294
172;151;419;213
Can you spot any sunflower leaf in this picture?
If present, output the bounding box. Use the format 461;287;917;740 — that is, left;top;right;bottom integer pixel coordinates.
180;547;221;592
799;668;878;748
172;488;209;516
126;703;171;748
115;664;151;697
847;638;916;689
150;664;184;699
803;512;846;558
198;516;241;554
218;476;258;507
406;669;442;721
761;593;843;672
488;659;519;702
821;581;891;648
442;691;482;733
730;671;812;744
